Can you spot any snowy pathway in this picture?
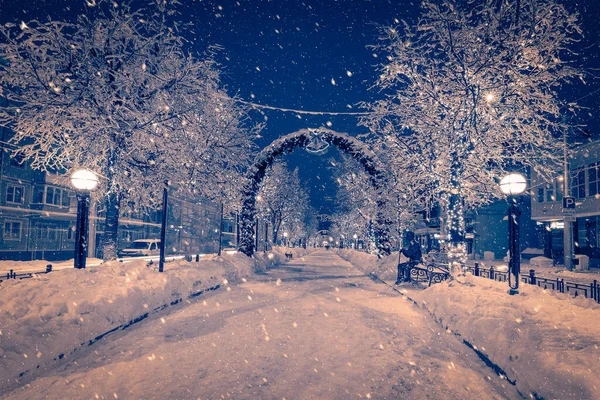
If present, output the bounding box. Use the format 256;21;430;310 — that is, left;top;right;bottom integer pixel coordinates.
5;250;519;399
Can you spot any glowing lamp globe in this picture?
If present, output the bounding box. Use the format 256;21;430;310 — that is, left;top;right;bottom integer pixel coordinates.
70;169;99;191
283;232;288;238
499;173;527;196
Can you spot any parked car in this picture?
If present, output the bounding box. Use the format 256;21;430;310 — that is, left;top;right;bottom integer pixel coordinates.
117;239;161;258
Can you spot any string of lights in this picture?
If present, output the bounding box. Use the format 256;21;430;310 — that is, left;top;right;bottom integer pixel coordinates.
231;97;372;116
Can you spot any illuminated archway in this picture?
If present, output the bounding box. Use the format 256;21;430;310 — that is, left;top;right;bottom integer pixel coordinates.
238;128;392;256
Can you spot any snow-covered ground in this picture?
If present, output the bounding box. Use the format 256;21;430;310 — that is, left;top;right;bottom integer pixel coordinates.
0;246;312;394
4;246;600;399
337;249;600;399
3;249;519;400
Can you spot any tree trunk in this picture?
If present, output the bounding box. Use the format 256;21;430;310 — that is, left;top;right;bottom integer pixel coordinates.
272;217;282;245
447;154;467;269
102;192;121;261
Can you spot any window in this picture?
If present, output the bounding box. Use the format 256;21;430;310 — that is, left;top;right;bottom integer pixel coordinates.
9;154;25;168
537;188;544;203
545;183;554;202
3;221;21;240
33;186;70;206
6;185;24;204
62;190;71;207
555;178;564;202
33;186;44;203
45;187;63;205
35;225;56;240
589;162;599;197
571;168;586;198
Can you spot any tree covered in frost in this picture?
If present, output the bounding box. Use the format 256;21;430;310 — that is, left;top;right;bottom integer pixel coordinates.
329;153;406;251
362;0;583;265
256;160;311;246
0;0;258;260
330;155;377;247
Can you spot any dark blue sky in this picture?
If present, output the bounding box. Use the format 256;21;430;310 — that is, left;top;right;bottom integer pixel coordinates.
1;0;599;214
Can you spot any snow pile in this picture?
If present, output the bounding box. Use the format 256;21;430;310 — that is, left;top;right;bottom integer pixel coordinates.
0;259;103;275
337;249;600;398
336;249;399;281
0;249;305;392
252;246;314;273
413;273;600;399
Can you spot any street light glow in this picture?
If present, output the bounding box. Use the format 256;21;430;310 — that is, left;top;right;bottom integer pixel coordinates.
499;173;527;196
70;169;99;191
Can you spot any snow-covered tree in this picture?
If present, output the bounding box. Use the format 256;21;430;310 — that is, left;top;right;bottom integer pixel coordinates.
362;0;583;266
256;161;311;245
330;155;376;243
0;0;257;260
329;154;401;252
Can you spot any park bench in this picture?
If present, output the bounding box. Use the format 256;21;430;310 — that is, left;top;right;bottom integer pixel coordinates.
408;261;451;287
285;252;293;259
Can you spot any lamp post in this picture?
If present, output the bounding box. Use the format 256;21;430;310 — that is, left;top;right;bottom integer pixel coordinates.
353;234;358;250
500;173;527;295
70;169;99;269
283;231;288;247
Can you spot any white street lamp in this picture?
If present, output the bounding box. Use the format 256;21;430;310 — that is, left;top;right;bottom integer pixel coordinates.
70;169;99;269
500;173;527;295
70;169;99;191
499;173;527;196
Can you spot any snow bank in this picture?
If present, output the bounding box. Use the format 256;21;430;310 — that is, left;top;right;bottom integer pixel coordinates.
338;249;600;398
252;246;314;273
336;249;400;281
413;273;600;399
0;259;104;275
0;249;308;393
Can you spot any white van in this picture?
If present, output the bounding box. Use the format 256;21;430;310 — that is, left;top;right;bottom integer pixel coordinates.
117;239;161;258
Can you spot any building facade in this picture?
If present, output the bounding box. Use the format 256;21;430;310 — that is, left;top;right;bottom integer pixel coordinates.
531;139;600;267
1;126;240;261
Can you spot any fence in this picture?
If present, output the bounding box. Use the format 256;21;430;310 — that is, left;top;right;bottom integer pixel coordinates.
464;263;600;303
0;264;53;284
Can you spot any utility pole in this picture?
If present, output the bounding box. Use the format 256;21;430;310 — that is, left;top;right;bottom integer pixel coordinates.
217;203;224;256
158;181;169;272
563;123;574;271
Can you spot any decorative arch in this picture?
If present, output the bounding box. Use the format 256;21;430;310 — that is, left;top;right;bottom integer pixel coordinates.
238;128;392;256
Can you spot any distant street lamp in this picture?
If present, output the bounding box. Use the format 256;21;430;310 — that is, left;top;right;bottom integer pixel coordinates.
353;234;358;250
70;169;99;269
283;231;289;247
499;173;527;295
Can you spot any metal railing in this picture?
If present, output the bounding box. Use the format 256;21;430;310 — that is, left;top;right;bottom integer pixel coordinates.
464;263;600;303
0;254;188;285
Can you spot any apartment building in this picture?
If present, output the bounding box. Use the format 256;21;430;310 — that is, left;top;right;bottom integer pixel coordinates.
1;126;234;260
531;139;600;267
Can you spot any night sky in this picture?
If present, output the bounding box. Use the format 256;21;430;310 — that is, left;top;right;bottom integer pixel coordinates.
1;0;599;214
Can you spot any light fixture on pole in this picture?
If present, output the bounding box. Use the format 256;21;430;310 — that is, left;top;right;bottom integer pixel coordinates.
283;231;288;247
499;173;527;295
70;169;99;269
353;234;358;249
